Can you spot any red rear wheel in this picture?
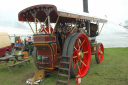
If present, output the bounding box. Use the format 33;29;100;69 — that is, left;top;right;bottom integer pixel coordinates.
95;43;104;64
63;33;91;78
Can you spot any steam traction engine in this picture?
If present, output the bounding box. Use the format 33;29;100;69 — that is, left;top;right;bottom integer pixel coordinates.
18;4;107;85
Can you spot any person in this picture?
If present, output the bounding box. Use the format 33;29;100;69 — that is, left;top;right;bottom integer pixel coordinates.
19;40;24;50
11;43;15;53
18;37;21;43
28;37;31;41
13;43;16;54
21;40;24;47
40;21;54;34
15;41;19;50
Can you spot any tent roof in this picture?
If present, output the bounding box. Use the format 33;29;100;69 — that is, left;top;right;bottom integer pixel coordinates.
96;21;128;48
0;26;33;35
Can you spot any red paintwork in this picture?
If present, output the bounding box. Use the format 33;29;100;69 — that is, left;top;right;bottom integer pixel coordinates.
0;45;12;57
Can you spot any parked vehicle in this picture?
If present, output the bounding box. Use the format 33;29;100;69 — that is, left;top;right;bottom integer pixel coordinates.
0;32;12;57
18;2;107;84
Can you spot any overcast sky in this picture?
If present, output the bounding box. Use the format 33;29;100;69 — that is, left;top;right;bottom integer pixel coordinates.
0;0;128;29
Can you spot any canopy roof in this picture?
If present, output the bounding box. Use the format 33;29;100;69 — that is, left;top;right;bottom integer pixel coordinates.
18;4;107;23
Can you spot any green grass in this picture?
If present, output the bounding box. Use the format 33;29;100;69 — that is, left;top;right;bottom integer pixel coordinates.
0;48;128;85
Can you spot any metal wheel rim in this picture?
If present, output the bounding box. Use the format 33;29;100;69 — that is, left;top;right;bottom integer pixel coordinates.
72;34;91;77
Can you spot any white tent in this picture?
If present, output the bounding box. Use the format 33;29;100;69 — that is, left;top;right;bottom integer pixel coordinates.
0;26;33;34
0;26;33;43
96;21;128;48
1;21;128;48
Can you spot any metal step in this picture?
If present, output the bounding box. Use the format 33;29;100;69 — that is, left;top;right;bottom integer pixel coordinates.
59;67;69;71
57;80;68;84
54;65;59;68
61;61;69;64
56;55;71;85
62;56;71;58
58;73;68;77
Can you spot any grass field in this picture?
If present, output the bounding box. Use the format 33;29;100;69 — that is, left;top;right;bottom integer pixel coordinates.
0;47;128;85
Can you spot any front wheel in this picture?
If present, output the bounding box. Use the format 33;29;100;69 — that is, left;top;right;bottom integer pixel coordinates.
95;43;104;64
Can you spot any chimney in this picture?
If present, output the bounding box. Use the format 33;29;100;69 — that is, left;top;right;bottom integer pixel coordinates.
83;0;89;13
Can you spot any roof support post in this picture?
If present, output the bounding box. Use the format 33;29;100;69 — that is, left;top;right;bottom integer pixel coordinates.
26;19;34;34
53;16;59;34
35;18;37;34
88;21;90;36
48;16;51;34
97;22;99;34
76;19;77;27
99;23;104;34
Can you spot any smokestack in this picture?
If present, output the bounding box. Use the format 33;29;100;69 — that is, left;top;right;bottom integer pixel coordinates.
83;0;89;13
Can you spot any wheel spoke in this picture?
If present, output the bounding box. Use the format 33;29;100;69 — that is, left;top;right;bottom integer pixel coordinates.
73;56;77;58
79;60;82;68
98;54;102;57
77;63;81;75
73;59;75;66
80;40;85;49
99;46;101;51
100;51;103;55
80;46;83;52
74;46;77;50
98;55;102;60
98;51;103;56
80;60;86;66
83;51;88;54
73;60;79;68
